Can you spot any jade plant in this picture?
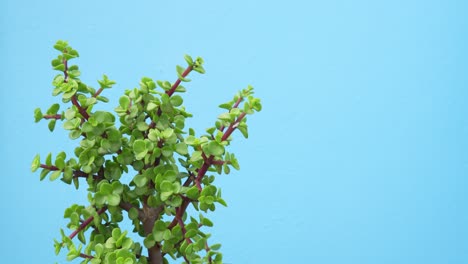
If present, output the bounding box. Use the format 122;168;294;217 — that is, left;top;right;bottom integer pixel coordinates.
31;41;261;264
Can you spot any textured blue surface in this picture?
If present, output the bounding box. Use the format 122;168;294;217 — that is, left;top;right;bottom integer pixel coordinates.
2;0;468;263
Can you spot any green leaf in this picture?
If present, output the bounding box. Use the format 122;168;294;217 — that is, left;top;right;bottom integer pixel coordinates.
193;65;205;74
170;95;183;107
184;135;197;145
107;193;121;206
154;220;166;231
231;154;240;170
185;229;197;238
200;195;215;205
99;182;112;195
40;169;50;181
202;141;224;156
160;181;173;193
163;170;178;182
119;96;131;109
48;119;57;132
34;108;43;122
161;128;174;139
31;154;40;172
219;102;232;110
218;113;232;122
184;55;193;65
133;174;148;188
97;96;109;103
157;80;172;91
147;102;158;111
49;170;61;181
201;217;213;227
128;207;139;220
143;236;156;248
64;108;76;120
210;243;222;250
45;153;52;166
176;65;184;75
69;130;81;140
133;139;148;160
54;64;66;71
55;157;65;170
137;122;149;131
63;118;80;130
47;103;60;114
161;146;173;158
217;198;228;207
186;186;200;200
190;151;203;162
238;125;248;138
174;142;188;155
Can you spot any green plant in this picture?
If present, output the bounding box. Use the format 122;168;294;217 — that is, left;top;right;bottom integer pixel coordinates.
31;41;261;264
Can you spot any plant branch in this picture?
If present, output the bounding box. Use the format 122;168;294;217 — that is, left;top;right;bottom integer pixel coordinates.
167;65;193;97
175;208;192;244
168;114;247;230
93;87;104;98
220;96;244;132
71;95;90;120
119;201;145;220
79;253;94;259
39;164;101;180
221;112;246;141
63;58;69;82
43;114;62;120
69;207;107;239
40;164;59;170
211;160;226;166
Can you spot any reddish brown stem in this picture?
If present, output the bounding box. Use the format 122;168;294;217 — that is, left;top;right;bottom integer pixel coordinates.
63;58;69;82
93;87;104;98
40;164;59;170
168;113;247;230
232;96;243;109
205;242;213;264
221;112;246;141
43;114;62;120
71;95;90;120
166;65;193;97
220;96;244;132
79;253;94;259
175;208;192;244
69;207;107;239
211;160;226;166
40;165;96;179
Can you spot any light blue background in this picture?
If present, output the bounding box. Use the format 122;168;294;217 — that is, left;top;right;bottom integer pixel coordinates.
2;0;468;263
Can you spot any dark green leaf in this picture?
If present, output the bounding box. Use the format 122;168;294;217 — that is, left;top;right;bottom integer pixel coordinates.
210;243;221;250
34;108;43;122
48;119;56;132
128;207;139;220
170;95;183;107
238;125;248;139
40;169;50;181
201;217;213;227
186;186;200;200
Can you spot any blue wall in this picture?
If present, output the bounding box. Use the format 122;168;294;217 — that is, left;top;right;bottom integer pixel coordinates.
2;0;468;263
